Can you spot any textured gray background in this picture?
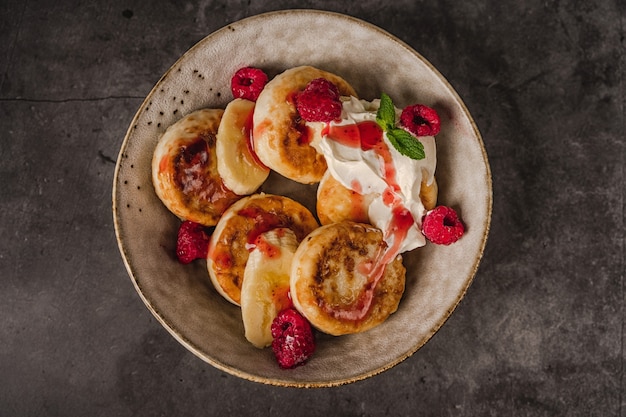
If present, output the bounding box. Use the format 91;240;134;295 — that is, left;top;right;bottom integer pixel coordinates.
1;0;623;416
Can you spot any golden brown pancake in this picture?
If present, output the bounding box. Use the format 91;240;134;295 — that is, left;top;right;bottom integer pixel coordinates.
316;170;375;225
252;66;357;184
207;193;319;305
290;221;406;336
151;108;241;226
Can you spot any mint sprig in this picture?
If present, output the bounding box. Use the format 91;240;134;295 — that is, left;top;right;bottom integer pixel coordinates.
376;93;425;160
376;93;397;131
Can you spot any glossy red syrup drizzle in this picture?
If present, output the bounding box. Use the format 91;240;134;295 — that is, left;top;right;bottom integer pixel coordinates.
358;121;385;151
333;207;414;321
384;206;414;259
244;110;268;169
159;155;168;174
350;180;363;194
253;234;280;258
326;281;375;322
349;180;368;222
326;121;400;193
323;120;417;321
237;206;286;250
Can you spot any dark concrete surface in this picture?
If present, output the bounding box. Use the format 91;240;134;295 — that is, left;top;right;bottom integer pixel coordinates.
0;0;623;415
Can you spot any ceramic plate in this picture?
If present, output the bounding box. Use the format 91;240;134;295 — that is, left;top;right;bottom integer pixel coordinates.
113;9;492;387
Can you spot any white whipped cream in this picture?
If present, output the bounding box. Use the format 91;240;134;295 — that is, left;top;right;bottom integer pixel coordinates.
317;96;437;255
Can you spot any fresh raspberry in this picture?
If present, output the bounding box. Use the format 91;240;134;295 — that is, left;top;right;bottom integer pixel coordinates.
230;67;268;101
422;206;464;245
295;78;342;123
271;308;315;369
400;104;441;136
176;220;211;264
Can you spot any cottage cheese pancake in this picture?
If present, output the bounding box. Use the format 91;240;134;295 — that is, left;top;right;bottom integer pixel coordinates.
316;170;374;225
152;108;240;226
252;66;357;184
290;221;406;336
207;193;319;305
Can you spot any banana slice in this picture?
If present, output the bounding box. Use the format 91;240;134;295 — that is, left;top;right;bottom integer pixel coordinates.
216;98;270;195
290;221;406;336
241;228;298;348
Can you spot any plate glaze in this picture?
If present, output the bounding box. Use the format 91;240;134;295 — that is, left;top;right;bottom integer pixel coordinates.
113;9;492;387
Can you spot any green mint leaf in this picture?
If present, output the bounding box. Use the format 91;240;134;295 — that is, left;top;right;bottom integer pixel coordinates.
376;93;396;131
376;92;426;160
388;128;426;160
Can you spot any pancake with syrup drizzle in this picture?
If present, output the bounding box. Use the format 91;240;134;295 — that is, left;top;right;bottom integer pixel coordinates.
316;170;375;226
151;108;240;226
290;221;406;336
207;193;319;306
252;66;357;184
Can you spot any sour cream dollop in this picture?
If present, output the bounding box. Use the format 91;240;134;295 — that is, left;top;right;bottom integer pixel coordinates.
317;96;437;258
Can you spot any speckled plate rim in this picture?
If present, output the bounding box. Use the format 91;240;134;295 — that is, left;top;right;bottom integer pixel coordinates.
113;9;492;388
